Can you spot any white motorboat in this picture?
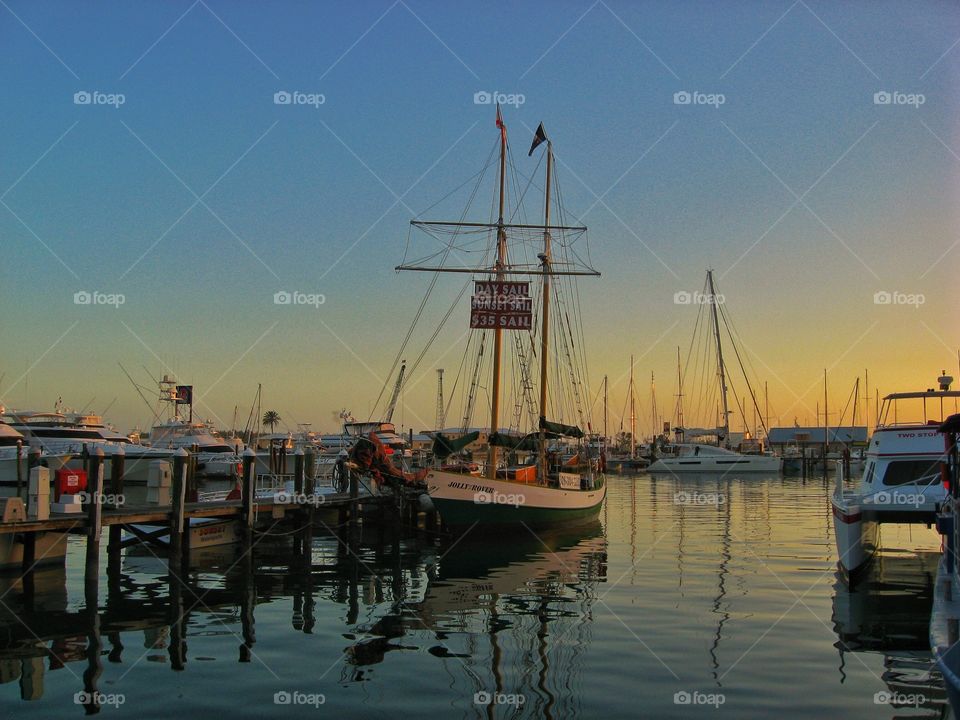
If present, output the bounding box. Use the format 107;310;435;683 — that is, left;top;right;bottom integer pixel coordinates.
832;374;958;579
931;411;960;717
647;443;781;474
4;407;168;483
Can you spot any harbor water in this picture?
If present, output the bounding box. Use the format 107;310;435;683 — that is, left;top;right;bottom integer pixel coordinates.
0;473;945;718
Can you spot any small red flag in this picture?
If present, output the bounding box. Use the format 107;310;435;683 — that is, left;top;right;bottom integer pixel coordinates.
495;103;504;130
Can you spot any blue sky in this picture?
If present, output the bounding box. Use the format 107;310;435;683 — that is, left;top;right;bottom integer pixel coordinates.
0;0;957;435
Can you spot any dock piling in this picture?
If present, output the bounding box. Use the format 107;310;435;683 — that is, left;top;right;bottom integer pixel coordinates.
84;447;105;588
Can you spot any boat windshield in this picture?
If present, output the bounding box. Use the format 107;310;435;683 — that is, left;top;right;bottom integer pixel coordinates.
878;392;960;427
881;458;942;487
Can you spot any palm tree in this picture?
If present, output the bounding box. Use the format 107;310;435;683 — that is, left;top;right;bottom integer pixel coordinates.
262;410;281;434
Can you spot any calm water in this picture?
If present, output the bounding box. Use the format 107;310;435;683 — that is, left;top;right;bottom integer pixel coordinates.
0;474;948;718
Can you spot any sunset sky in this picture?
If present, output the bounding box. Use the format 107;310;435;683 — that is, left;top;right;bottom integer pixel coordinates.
0;1;957;437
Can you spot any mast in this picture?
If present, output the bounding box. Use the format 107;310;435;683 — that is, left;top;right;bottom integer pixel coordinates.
823;369;829;460
707;270;730;446
603;375;608;441
864;368;870;435
488;106;508;480
630;356;636;458
676;346;684;443
537;140;553;482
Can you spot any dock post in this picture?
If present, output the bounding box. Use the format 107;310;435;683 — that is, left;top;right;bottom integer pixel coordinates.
241;447;256;545
349;462;359;544
107;446;125;560
169;448;188;570
294;448;305;496
85;447;105;590
304;448;315;495
15;440;23;498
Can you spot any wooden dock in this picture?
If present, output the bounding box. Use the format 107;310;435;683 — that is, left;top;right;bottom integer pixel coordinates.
0;445;435;577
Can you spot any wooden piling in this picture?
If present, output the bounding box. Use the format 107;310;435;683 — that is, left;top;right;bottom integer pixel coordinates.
85;447;105;588
107;446;125;560
241;447;256;545
294;448;305;496
169;448;188;569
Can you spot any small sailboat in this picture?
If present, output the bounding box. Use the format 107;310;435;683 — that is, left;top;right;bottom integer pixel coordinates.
648;270;780;474
386;109;605;528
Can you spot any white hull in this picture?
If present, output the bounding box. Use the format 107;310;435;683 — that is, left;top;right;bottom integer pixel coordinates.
0;531;68;571
425;468;605;526
831;499;879;576
127;518;242;550
648;454;781;474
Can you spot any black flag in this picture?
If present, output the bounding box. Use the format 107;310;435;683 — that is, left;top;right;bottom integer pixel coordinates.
528;122;547;156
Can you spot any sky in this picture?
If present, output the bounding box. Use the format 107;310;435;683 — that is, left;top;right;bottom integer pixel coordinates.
0;0;957;437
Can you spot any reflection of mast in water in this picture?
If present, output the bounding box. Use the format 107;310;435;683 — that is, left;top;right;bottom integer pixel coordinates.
709;480;732;687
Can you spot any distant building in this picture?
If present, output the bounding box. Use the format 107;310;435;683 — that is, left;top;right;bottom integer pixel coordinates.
767;426;868;452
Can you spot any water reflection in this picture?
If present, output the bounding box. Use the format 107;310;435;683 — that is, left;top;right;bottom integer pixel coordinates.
832;550;947;716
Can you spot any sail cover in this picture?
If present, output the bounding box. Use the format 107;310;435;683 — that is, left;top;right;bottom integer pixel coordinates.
431;431;480;459
539;418;584;438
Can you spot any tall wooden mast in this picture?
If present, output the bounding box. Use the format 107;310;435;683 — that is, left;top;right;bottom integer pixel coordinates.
536;141;554;482
488;106;508;480
707;270;730;446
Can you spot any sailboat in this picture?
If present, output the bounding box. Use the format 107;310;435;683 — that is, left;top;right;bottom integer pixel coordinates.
648;270;780;474
392;109;605;528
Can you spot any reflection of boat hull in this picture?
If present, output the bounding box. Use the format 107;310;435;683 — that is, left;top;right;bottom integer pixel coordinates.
831;501;878;577
648;455;781;474
425;469;604;527
0;531;68;571
931;553;960;714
